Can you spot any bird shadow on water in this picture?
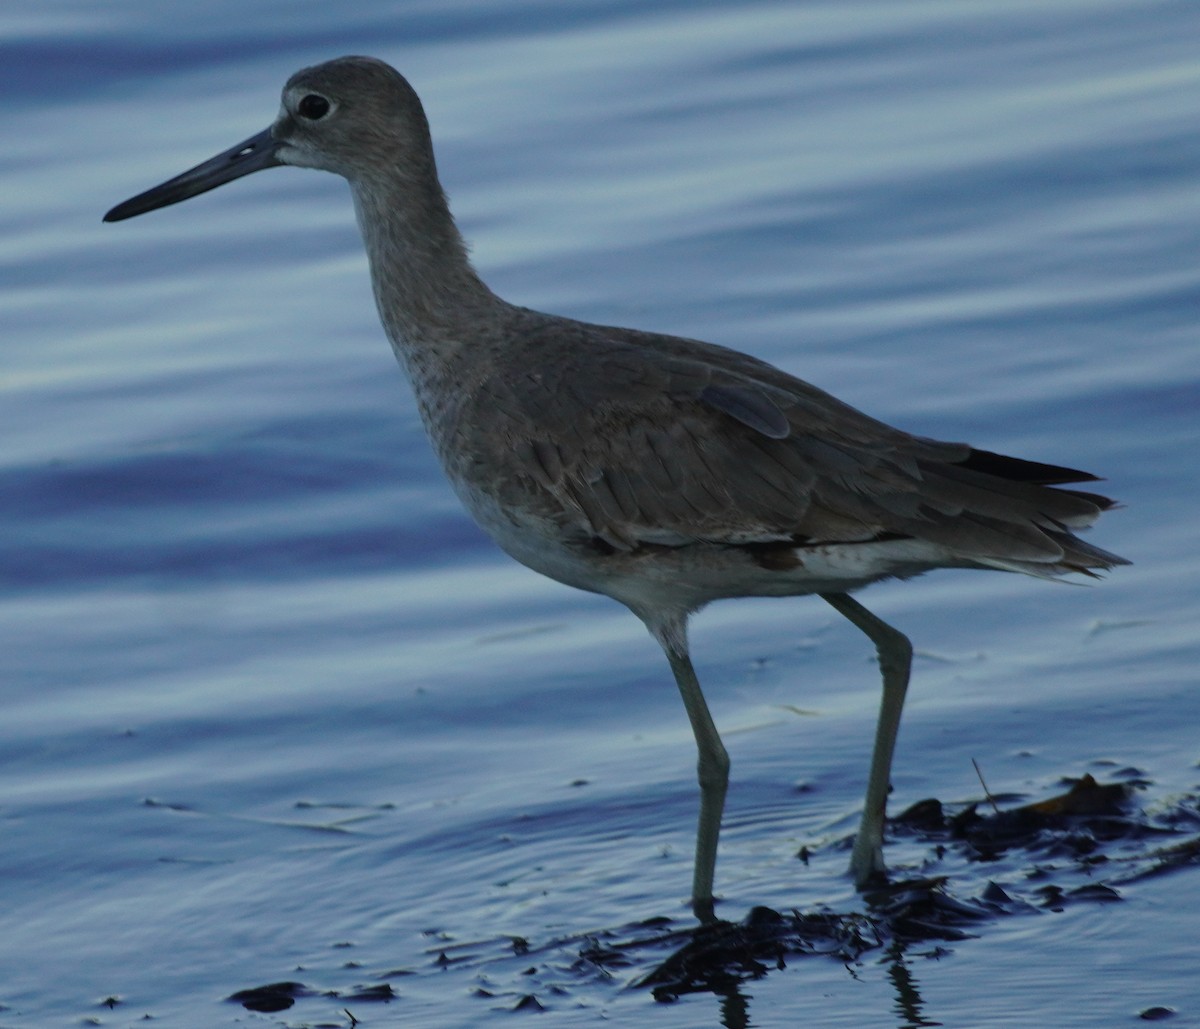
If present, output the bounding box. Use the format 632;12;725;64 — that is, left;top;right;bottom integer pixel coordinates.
225;769;1200;1027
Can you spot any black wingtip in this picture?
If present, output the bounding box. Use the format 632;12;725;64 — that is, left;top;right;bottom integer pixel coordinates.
960;447;1104;486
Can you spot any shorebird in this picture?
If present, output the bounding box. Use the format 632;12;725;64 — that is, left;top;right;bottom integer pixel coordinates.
105;56;1126;922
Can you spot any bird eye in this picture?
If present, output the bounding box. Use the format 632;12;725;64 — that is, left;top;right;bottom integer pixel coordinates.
297;94;331;120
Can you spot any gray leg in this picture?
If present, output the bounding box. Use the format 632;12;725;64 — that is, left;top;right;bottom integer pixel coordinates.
821;592;913;888
661;643;730;923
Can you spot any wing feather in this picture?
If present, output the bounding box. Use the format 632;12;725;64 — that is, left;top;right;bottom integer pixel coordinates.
460;314;1120;569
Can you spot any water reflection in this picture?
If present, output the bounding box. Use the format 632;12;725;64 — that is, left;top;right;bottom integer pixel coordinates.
886;941;941;1029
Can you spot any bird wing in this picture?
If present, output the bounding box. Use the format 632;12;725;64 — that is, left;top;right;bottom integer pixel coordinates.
456;318;1056;558
461;316;1117;569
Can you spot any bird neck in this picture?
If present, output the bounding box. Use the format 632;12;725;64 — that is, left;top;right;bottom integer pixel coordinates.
350;169;501;363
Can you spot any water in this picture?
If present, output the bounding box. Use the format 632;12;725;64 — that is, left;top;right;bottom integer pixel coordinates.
3;1;1198;1025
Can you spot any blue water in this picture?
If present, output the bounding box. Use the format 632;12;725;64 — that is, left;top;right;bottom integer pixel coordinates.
3;1;1199;1025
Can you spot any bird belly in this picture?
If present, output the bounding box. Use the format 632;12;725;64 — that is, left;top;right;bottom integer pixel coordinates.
451;476;957;614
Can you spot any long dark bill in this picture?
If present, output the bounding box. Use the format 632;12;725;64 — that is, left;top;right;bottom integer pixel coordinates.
104;127;281;222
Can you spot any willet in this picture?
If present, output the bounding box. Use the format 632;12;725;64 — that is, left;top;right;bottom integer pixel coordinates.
105;56;1127;922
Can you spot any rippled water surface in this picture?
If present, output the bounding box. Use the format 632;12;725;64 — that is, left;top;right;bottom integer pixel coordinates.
3;1;1199;1026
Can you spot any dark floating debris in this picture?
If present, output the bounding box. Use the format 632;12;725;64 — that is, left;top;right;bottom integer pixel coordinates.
627;878;1037;1002
865;877;1014;941
228;979;396;1012
219;772;1199;1019
893;797;946;831
1033;882;1122;911
629;772;1200;1001
890;773;1172;868
634;906;880;1002
227;981;309;1013
142;797;193;812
